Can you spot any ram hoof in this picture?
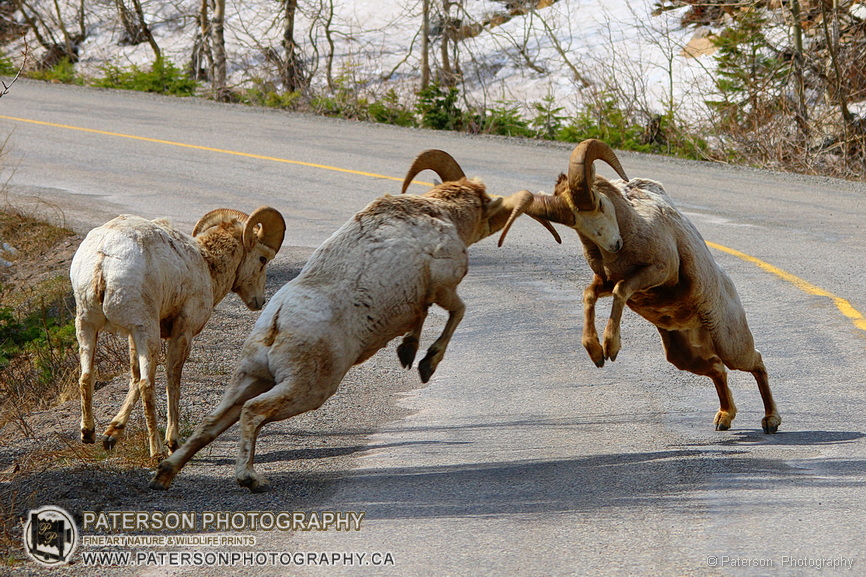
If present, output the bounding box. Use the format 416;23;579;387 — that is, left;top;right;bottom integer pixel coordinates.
762;414;781;434
237;473;271;493
81;428;95;444
102;434;118;450
397;341;417;369
418;357;435;383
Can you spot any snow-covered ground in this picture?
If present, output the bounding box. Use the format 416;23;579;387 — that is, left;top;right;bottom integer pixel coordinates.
6;0;717;119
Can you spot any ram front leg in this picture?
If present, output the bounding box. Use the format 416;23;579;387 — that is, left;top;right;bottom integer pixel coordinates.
582;275;609;367
603;266;667;362
603;280;630;362
418;291;464;383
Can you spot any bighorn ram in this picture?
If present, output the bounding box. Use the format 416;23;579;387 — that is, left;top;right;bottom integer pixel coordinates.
500;139;781;434
149;150;559;492
71;207;286;458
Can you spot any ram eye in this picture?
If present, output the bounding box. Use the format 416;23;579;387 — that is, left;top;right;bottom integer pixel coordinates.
260;256;267;265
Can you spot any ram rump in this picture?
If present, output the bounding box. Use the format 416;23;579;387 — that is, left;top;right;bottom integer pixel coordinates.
71;207;286;458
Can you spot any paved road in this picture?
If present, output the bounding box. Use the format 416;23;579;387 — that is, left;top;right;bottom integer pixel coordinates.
3;80;866;576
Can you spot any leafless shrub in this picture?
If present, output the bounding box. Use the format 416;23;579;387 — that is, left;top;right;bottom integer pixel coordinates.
13;0;86;68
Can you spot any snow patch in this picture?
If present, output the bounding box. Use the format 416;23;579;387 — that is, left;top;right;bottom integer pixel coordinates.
9;0;718;118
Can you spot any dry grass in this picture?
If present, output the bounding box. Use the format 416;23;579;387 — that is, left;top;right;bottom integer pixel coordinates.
0;209;131;429
701;99;866;180
1;211;79;431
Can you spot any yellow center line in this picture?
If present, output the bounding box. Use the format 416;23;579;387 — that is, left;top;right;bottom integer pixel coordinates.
707;241;866;332
0;114;433;186
3;113;863;332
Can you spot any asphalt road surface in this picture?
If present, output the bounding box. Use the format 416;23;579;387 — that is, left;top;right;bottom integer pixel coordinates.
2;80;866;576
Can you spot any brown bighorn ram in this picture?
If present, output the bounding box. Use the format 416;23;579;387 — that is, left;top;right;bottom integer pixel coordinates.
71;207;286;458
500;139;781;433
149;151;559;492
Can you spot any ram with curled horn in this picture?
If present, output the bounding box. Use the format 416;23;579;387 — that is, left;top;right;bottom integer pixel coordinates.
501;138;781;434
71;205;286;458
498;138;627;252
149;150;560;493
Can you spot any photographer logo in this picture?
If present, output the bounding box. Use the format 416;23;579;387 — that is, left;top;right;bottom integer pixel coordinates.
23;506;79;566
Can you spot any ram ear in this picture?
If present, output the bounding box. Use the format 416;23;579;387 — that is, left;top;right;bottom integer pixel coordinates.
482;195;503;218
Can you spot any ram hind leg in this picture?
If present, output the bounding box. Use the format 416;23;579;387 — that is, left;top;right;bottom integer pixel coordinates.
418;291;464;383
164;331;193;453
149;364;275;490
710;368;737;431
122;328;164;459
751;353;780;433
76;317;99;444
659;328;737;430
715;321;781;434
397;306;429;369
102;336;142;450
236;371;341;493
727;348;780;434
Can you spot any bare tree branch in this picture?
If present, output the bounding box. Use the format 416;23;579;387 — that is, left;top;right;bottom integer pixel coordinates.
1;44;29;99
131;0;161;61
15;0;59;52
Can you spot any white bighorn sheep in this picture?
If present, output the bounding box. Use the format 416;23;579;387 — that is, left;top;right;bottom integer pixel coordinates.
71;206;286;458
500;139;781;434
149;150;559;492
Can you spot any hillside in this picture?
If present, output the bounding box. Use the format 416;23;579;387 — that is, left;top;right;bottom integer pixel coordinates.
3;0;866;176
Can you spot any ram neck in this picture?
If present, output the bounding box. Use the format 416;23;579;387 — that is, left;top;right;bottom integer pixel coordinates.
606;187;637;227
436;201;481;246
197;231;244;306
480;207;501;233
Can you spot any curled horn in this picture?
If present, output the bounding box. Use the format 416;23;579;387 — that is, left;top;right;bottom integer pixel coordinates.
192;209;249;237
567;139;629;211
497;190;565;248
244;206;286;252
401;149;466;194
